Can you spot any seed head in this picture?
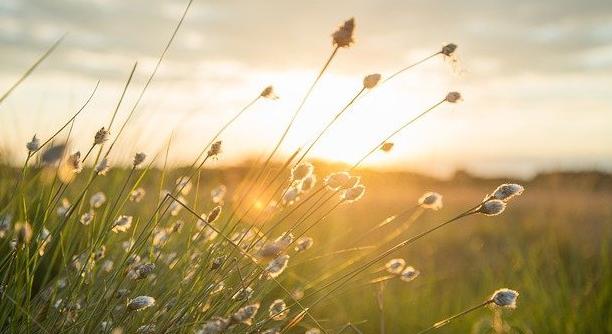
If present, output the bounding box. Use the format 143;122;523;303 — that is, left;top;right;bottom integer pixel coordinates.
282;185;300;206
15;222;33;245
196;317;230;334
292;162;314;181
67;151;83;173
324;172;352;190
269;299;289;321
490;288;519;309
80;211;94;225
90;192;106;208
492;183;524;201
294;236;314;252
385;258;406;275
232;286;254;301
129;188;146;202
445;91;462;103
418;192;443;210
477;199;506;216
380;142;394;152
94;127;110;145
57;198;71;217
211;184;227;204
206;206;222;224
260;85;278;100
26;135;40;152
400;266;420;282
264;255;290;279
341;184;365;202
37;227;51;256
130;263;156;280
363;73;382;89
441;43;458;56
0;215;12;238
112;215;133;233
332;17;355;48
208;141;222;158
133;152;147;167
127;296;155;311
175;176;192;195
232;303;260;325
95;158;110;175
300;174;317;192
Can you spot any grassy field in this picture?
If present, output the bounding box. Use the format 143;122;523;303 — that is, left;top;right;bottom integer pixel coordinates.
1;163;609;333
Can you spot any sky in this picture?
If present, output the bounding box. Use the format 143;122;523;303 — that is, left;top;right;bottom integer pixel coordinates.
1;0;611;178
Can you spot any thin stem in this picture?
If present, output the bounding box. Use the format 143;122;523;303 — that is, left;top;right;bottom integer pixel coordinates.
416;300;494;334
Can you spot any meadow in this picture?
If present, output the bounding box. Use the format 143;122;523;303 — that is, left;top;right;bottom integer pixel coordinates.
0;5;611;334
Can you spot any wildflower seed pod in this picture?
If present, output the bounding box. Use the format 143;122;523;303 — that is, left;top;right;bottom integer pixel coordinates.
363;73;382;89
232;286;254;301
208;141;222;158
112;215;133;233
269;299;289;321
132;263;155;280
490;288;519;309
90;192;106;208
380;142;394;152
324;172;351;190
332;17;355;48
127;296;155;311
67;151;83;173
175;176;193;195
133;152;147;167
129;188;146;202
441;43;458;56
294;236;314;252
400;266;420;282
282;186;300;206
37;227;51;256
15;222;33;245
80;211;94;225
94;127;110;145
95;158;110;175
292;162;314;181
341;184;365;202
196;317;229;334
385;258;406;275
264;255;290;279
300;174;317;192
0;215;11;238
207;206;222;224
492;183;524;201
418;192;443;210
260;85;278;100
445;91;462;103
26;135;40;152
231;303;260;325
477;199;506;216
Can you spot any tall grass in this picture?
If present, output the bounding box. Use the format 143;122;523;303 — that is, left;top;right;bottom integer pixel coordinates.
1;3;610;334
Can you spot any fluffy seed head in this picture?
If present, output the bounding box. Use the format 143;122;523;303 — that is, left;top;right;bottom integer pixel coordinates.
341;184;365;202
380;142;394;152
292;162;314;181
400;266;420;282
492;183;525;201
445;91;462;103
264;255;290;279
90;192;106;208
127;296;155;311
95;158;110;175
441;43;458;56
15;222;33;245
208;141;222;158
332;17;355;48
269;299;289;321
232;286;254;301
0;215;12;238
133;152;147;167
260;86;278;99
129;188;146;202
67;151;83;173
80;211;94;225
418;192;443;210
130;263;156;280
294;236;314;252
94;127;110;145
300;174;317;192
175;176;192;195
324;172;351;190
491;288;519;309
282;186;300;206
196;317;229;334
112;215;133;233
385;258;406;275
37;227;51;256
210;185;227;204
206;206;222;224
478;199;507;216
231;303;260;325
363;73;382;89
26;135;40;152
